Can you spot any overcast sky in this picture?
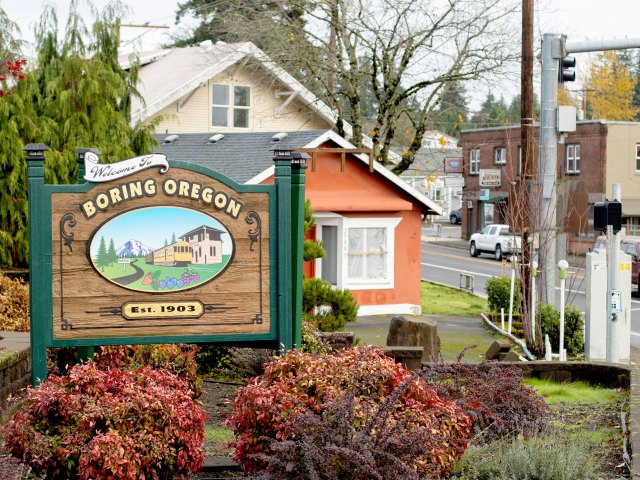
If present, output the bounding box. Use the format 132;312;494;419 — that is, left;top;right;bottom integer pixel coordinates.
3;0;640;108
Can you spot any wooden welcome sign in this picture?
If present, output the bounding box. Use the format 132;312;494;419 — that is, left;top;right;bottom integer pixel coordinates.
26;145;306;383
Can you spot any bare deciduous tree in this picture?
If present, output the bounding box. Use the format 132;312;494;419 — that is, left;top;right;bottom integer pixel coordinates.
174;0;520;170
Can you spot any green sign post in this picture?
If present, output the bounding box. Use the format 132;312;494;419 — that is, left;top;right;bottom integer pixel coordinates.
25;144;306;384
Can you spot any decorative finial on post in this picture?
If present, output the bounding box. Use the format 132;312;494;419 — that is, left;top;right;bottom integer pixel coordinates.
74;147;101;184
290;151;310;169
74;147;101;162
23;143;49;161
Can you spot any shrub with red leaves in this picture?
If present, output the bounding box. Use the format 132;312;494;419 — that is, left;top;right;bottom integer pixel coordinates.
2;362;206;480
94;343;202;397
226;346;471;477
419;361;549;444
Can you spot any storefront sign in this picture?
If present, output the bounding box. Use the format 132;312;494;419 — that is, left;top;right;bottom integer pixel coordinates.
444;157;464;173
479;169;501;187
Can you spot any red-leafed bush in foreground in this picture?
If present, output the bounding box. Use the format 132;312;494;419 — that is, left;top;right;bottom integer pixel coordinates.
420;361;549;444
2;362;206;480
226;346;471;477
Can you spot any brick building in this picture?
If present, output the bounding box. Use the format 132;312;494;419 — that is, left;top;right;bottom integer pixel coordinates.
460;121;640;253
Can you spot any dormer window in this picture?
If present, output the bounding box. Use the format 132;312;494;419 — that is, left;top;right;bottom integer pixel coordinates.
212;84;250;128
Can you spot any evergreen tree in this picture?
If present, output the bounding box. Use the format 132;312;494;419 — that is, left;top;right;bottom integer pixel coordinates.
107;238;117;264
0;2;157;267
171;232;177;244
172;0;308;49
95;236;109;272
431;81;469;137
469;93;510;128
303;200;325;261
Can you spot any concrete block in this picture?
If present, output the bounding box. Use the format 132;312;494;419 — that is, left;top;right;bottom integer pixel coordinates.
485;339;512;360
386;316;438;362
383;346;424;371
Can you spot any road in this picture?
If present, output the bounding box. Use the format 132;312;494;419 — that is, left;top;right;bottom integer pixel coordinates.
421;224;640;347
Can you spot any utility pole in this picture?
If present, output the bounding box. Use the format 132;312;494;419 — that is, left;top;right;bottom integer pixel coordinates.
538;34;640;311
116;19;170;46
520;0;535;348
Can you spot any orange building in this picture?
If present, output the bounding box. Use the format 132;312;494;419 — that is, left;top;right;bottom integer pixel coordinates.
156;130;442;315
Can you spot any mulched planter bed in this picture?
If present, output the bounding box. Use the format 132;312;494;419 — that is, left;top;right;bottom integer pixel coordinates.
192;380;630;479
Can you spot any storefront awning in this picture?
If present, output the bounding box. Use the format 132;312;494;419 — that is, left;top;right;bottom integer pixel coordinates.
622;198;640;217
483;193;509;204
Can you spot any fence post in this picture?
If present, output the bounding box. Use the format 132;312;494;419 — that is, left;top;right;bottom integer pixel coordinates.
290;153;309;348
273;148;293;350
25;143;49;385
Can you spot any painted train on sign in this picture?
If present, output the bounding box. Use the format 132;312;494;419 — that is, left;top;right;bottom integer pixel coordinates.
145;240;193;267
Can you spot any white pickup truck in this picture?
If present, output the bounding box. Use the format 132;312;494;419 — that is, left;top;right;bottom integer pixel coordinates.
469;224;522;261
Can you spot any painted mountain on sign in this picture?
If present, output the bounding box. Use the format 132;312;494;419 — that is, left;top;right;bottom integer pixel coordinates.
116;239;155;258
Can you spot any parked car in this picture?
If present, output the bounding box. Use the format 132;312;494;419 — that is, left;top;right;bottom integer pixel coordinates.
621;239;640;291
449;209;461;225
469;224;521;261
593;235;640;292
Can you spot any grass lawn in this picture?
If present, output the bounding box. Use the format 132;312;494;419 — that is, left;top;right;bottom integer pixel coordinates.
420;281;487;316
347;282;496;362
203;425;235;457
525;377;624;405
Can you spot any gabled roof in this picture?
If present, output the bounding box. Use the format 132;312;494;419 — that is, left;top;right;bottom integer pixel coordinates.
152;130;323;183
152;130;442;215
124;42;385;158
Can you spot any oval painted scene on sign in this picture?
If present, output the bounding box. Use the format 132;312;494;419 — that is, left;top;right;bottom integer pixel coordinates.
88;206;235;293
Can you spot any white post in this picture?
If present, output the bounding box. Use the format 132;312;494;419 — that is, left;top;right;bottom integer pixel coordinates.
558;259;569;361
501;308;505;331
545;334;552;361
607;183;622;363
508;255;517;335
531;260;538;343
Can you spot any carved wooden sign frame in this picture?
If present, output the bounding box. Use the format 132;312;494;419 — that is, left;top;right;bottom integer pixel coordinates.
26;147;305;383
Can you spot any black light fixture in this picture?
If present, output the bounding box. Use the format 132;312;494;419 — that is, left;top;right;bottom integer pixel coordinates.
74;147;101;162
23;143;49;160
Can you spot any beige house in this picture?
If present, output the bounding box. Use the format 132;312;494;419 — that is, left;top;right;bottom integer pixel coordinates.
121;41;383;153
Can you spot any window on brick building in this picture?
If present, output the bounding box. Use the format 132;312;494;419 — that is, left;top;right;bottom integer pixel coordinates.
566;144;580;174
517;146;522;176
469;148;480;174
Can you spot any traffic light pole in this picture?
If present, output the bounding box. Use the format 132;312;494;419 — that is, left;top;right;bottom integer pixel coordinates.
538;33;561;304
537;34;640;309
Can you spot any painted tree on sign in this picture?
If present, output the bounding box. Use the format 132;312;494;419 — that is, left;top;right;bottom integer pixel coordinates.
107;238;117;264
95;237;109;272
586;50;639;121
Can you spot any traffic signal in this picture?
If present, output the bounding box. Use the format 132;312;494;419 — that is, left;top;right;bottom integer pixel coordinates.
594;200;622;233
559;56;576;85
